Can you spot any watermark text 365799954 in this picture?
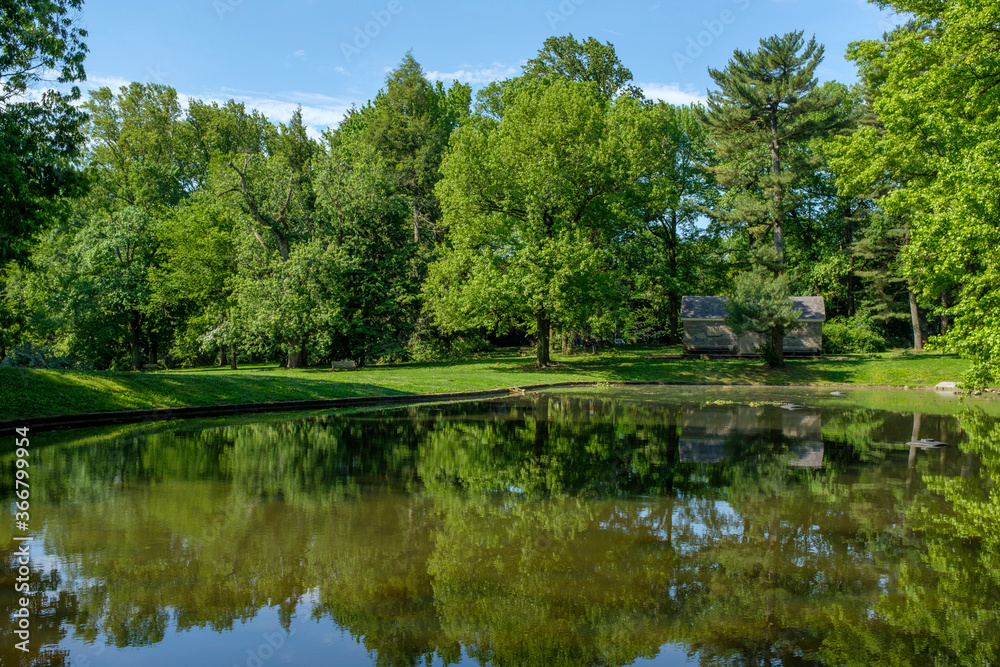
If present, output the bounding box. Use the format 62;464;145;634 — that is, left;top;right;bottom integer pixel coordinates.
12;426;33;653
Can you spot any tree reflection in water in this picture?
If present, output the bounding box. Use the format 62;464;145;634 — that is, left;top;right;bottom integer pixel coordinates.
1;390;997;666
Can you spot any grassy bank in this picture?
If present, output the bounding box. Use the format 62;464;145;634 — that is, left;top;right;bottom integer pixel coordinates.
0;347;971;421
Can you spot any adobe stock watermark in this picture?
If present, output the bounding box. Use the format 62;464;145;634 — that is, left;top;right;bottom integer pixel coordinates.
673;0;752;73
340;1;403;64
546;0;587;31
145;65;168;84
11;427;32;653
234;628;297;667
214;0;243;21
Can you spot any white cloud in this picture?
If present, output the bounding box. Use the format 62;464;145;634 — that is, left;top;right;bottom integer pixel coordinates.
425;63;521;85
85;75;133;90
638;82;707;106
293;49;306;58
26;74;357;138
195;87;358;137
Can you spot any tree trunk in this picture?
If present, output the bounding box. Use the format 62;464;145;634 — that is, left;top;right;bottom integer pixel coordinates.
412;200;420;243
940;292;951;335
287;339;308;368
535;311;551;367
562;331;575;355
844;204;855;317
668;292;680;345
229;343;238;370
129;311;143;371
769;325;785;369
769;112;785;268
278;236;290;262
667;210;681;344
149;330;158;366
909;288;924;351
903;229;923;351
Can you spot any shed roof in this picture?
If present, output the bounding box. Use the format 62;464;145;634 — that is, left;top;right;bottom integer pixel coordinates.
681;296;826;322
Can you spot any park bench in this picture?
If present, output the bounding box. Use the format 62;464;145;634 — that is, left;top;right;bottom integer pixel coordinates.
332;360;357;370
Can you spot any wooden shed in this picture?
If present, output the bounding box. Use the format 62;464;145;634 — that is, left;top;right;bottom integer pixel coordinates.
680;296;826;355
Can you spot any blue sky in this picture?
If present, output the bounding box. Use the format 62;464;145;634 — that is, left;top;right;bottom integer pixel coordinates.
77;0;902;135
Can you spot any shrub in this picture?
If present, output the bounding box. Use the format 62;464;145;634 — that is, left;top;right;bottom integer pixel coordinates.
822;317;887;354
0;342;92;370
407;330;493;362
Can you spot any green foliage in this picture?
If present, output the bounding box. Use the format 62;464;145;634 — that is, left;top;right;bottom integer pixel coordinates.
1;30;991;390
522;33;643;100
0;341;89;370
427;78;640;365
0;0;88;266
13;84;190;370
830;0;1000;384
701;31;849;265
338;52;469;245
622;103;723;343
724;249;804;366
406;330;493;363
822;316;887;354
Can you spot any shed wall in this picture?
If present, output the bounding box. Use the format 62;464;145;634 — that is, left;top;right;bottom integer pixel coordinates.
683;321;823;354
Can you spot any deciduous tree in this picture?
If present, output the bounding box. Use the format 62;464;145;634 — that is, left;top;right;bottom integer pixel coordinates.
0;0;88;266
426;79;637;366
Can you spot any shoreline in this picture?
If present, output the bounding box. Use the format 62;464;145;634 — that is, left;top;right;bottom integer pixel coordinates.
0;379;982;435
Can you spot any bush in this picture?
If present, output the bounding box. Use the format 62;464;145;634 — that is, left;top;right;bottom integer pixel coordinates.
0;342;92;370
962;360;997;391
407;330;493;362
822;317;887;354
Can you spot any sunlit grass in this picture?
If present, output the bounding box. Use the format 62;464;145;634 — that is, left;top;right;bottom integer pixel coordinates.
0;346;973;421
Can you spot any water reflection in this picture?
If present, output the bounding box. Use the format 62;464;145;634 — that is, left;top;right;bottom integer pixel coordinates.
2;390;999;667
678;406;824;468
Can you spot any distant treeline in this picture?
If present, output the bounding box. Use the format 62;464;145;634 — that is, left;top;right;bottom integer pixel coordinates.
2;1;998;385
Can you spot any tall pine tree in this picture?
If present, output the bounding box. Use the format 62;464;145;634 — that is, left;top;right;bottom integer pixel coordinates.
701;32;848;366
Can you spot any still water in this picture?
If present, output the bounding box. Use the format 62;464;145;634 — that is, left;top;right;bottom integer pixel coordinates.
2;386;999;667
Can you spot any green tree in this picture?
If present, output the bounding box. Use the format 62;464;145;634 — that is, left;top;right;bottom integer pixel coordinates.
329;56;469;362
829;1;1000;384
155;99;275;367
340;53;469;245
0;0;88;266
522;33;644;100
314;140;416;365
153;195;242;367
219;109;323;368
426;79;638;366
625;103;721;343
724;257;805;367
6;84;187;369
701;32;849;366
700;32;847;267
79;83;188;369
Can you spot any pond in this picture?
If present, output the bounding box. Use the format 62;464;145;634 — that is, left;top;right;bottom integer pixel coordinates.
2;386;999;667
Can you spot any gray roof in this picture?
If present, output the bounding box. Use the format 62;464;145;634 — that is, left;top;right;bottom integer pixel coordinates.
681;296;826;322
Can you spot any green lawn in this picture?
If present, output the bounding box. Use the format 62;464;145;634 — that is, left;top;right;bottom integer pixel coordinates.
0;346;972;421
